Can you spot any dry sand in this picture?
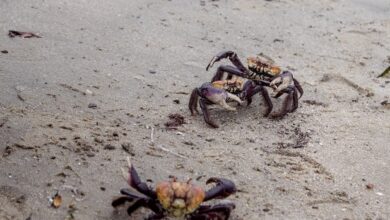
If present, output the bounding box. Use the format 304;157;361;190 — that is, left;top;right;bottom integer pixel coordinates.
0;0;389;219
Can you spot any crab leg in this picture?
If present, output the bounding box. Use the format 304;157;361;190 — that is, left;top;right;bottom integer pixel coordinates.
188;203;235;220
293;78;304;98
270;71;294;97
203;85;239;111
291;88;299;112
199;98;219;128
111;196;135;208
126;199;149;216
211;65;247;82
119;188;148;199
121;157;157;199
240;80;255;104
206;50;247;72
189;88;200;115
194;83;243;128
226;93;243;106
113;194;164;219
241;81;273;116
218;98;237;111
204;178;236;201
271;88;294;118
260;85;273;116
113;189;164;218
144;203;166;220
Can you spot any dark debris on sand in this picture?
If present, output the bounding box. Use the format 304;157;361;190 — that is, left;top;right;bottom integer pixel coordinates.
164;113;185;129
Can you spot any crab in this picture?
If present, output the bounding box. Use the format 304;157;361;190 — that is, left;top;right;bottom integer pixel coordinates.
112;157;237;220
188;78;272;128
206;50;303;118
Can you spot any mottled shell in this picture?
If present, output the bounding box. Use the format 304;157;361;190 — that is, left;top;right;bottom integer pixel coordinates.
156;182;174;210
156;181;205;217
269;66;282;76
211;80;225;89
226;79;244;89
212;79;244;91
247;56;281;77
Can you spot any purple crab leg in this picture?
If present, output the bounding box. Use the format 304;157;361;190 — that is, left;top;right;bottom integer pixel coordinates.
260;85;273;116
206;50;247;72
293;78;304;98
271;87;295;118
112;196;134;208
291;88;299;112
204;178;236;201
122;158;157;199
211;65;247;82
189;88;200;115
199;98;219;128
112;192;164;218
188;203;236;220
146;213;165;220
241;81;273;116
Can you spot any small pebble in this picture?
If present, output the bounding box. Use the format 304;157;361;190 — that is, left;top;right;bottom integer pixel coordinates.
247;138;255;143
86;152;95;157
94;137;103;143
183;141;194;146
104;144;116;150
366;183;374;190
88;103;97;109
86;89;93;95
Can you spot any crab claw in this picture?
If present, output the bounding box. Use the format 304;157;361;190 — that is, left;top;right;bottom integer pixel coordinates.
121;157;132;182
121;157;157;199
191;202;236;220
270;72;295;98
206;56;219;71
204;178;237;201
293;78;304;98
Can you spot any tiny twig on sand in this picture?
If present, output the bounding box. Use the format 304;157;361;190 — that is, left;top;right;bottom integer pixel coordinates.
320;74;374;97
154;144;188;159
150;126;155;144
59;83;87;95
14;86;25;102
147;125;187;159
8;30;41;38
338;75;374;97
